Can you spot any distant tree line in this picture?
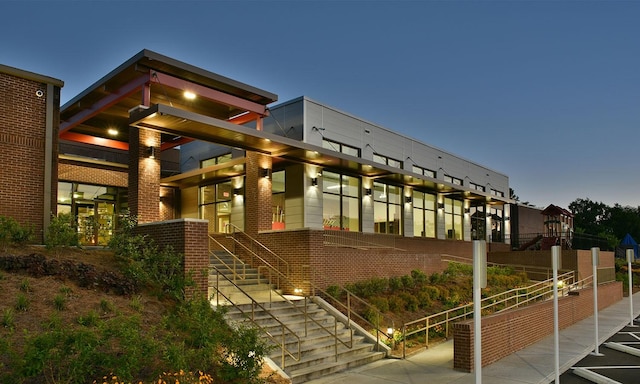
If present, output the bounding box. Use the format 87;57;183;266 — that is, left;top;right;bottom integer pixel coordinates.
569;198;640;250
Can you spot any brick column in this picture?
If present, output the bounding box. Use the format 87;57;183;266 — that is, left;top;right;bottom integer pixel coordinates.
136;219;209;299
244;152;272;236
128;127;160;223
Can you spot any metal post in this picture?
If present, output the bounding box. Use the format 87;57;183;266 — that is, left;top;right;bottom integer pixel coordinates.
473;240;486;384
627;249;635;326
552;245;561;383
591;247;603;356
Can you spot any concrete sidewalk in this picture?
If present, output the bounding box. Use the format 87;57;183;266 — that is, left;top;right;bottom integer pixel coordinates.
307;292;640;384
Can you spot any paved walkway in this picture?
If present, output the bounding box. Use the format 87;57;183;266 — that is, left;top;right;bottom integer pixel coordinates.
306;292;640;384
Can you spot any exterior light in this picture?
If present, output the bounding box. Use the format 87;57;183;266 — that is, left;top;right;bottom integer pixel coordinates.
387;327;394;336
311;177;318;187
183;91;196;100
260;168;270;179
405;196;412;204
146;146;156;159
107;128;118;136
233;188;242;197
294;288;303;295
464;207;471;214
438;202;445;210
365;188;372;196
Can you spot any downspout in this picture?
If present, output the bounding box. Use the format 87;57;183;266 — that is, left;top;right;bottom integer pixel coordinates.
43;83;55;240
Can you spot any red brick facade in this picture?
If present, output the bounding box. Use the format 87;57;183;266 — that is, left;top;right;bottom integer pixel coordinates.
128;127;161;223
136;219;209;299
58;160;128;188
453;281;623;372
0;70;61;242
245;152;272;235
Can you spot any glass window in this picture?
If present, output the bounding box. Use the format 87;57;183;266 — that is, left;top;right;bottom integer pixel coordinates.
373;181;402;235
200;181;232;233
444;197;463;240
201;153;232;168
412;190;436;238
373;153;402;169
272;170;285;228
470;206;487;240
322;139;360;157
322;171;360;231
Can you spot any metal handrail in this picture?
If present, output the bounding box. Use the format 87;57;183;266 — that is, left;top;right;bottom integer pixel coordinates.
212;230;355;359
208;235;246;282
225;223;290;277
400;270;578;358
211;267;301;368
322;231;405;251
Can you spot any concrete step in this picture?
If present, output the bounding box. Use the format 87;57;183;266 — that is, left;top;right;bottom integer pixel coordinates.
288;350;386;384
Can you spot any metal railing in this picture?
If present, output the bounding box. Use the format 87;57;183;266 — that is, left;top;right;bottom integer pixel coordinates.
400;270;578;358
210;227;359;362
211;268;301;368
323;230;404;250
224;223;290;280
208;235;246;282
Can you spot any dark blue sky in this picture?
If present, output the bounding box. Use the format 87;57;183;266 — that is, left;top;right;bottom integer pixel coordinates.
2;0;639;209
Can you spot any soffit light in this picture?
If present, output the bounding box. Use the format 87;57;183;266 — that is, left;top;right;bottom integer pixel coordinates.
183;91;196;100
107;128;119;136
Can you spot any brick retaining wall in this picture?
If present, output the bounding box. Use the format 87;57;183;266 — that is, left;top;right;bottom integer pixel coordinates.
453;281;623;371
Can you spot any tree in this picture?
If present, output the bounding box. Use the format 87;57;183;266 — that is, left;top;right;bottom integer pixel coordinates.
569;198;608;236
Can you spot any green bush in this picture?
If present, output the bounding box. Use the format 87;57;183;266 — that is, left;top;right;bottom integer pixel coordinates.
0;215;33;249
326;285;342;299
399;292;419;312
108;212;193;300
388;296;406;313
416;290;433;309
411;269;427;285
400;275;415;290
369;296;389;313
45;213;80;250
389;276;403;292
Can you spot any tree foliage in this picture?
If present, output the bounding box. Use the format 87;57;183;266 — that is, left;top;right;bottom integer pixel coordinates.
569;197;640;247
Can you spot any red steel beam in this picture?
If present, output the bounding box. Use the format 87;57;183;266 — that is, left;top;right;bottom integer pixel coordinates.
152;72;268;116
60;74;151;134
59;131;129;150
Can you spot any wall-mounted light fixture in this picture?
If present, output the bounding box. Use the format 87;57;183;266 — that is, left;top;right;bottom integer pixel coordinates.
405;196;412;204
146;146;156;159
233;188;242;197
504;216;510;221
260;168;271;179
437;202;445;210
311;177;318;187
464;207;471;214
365;188;372;196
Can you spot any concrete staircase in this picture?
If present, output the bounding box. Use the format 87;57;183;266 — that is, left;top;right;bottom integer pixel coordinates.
209;249;387;383
208;250;279;304
225;300;387;383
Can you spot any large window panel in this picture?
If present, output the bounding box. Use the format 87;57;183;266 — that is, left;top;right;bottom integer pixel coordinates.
373;181;402;235
322;171;360;231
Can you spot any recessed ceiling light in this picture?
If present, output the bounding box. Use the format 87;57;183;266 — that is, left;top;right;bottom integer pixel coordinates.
107;128;118;136
184;91;196;100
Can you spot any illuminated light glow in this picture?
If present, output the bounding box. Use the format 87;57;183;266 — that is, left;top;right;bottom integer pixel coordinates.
183;91;196;100
107;128;119;136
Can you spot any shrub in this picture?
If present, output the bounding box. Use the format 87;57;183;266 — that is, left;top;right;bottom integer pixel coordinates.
388;296;406;313
389;276;403;292
421;285;440;301
411;269;427;285
15;293;29;311
369;296;389;313
77;311;99;327
325;285;342;299
109;211;193;300
400;275;415;290
1;308;14;329
0;215;33;250
53;294;66;311
416;290;433;309
45;213;80;250
399;292;419;312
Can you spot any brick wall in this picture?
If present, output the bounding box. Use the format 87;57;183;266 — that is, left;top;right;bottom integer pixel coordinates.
253;229;481;292
58;160;128;187
136;219;209;299
453;281;623;371
0;72;60;242
245;152;272;235
128;127;160;223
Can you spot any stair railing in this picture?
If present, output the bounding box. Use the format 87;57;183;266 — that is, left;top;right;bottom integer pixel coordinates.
210;232;355;361
211;266;301;368
208;235;246;282
400;270;577;358
225;223;290;278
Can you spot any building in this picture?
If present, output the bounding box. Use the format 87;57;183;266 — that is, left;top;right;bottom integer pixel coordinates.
2;49;513;292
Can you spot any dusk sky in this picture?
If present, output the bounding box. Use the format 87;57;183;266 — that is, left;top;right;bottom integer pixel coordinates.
2;1;638;210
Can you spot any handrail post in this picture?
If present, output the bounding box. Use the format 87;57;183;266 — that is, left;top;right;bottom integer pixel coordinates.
402;324;406;358
445;312;449;338
425;318;429;346
347;293;352;328
334;319;338;362
216;271;220;306
281;324;286;368
304;297;308;337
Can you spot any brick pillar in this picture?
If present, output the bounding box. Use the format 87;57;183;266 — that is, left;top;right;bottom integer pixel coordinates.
0;71;61;243
128;127;160;223
245;152;272;236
